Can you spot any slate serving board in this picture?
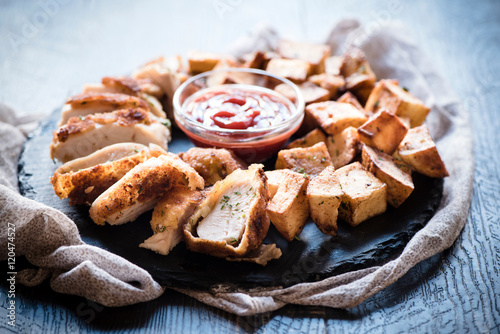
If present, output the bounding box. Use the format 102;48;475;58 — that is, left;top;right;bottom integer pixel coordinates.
18;110;443;290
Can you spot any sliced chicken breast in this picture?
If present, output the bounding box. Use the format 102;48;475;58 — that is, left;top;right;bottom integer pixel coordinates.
58;92;166;126
183;164;270;258
139;187;205;255
50;108;171;163
132;56;188;120
89;153;204;225
51;143;166;205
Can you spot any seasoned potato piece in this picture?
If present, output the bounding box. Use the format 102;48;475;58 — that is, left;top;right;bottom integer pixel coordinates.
266;169;310;242
277;40;331;74
397;125;449;178
306;101;368;136
266;58;312;83
275;82;330;105
365;79;430;127
357;109;409;155
324;56;343;76
337;91;364;112
179;147;247;186
308;73;345;98
361;145;414;207
340;47;376;104
188;51;223;73
275;142;333;177
307;166;342;236
326;126;360;169
286;128;326;149
242;50;266;69
334;162;387;226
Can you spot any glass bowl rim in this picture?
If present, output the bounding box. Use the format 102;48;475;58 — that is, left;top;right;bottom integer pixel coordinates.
172;67;305;136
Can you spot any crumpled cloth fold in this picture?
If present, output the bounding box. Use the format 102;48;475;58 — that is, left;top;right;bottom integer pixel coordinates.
0;19;473;314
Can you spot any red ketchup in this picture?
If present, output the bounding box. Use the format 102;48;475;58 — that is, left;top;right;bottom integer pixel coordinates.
180;85;299;162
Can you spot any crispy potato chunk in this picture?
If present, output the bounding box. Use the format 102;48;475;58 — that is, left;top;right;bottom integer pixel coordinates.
242;51;266;69
179;147;247;186
275;142;333;177
188;51;224;74
307;166;342;236
365;79;430;127
361;145;414;207
265;169;310;242
275;82;330;105
335;162;387;226
266;58;312;83
340;48;376;104
326;126;361;169
286;128;326;149
337;91;364;112
306;101;368;136
277;40;331;74
397;125;449;178
357;109;409;155
308;73;345;98
325;56;343;76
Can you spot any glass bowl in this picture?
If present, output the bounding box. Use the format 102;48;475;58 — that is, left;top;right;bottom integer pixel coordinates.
172;68;305;162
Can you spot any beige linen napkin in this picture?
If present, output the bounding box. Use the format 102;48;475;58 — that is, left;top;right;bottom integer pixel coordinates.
0;19;474;315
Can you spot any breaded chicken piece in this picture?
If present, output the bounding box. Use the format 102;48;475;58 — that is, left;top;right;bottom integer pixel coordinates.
139;187;205;255
51;143;166;205
178;147;247;186
183;164;270;259
89;153;204;226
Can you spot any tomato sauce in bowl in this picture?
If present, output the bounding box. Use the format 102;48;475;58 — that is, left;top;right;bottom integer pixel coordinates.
173;69;304;162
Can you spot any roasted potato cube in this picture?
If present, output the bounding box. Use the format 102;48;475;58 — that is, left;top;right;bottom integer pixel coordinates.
278;40;331;74
179;147;247;186
266;58;312;83
188;51;224;74
334;162;387;226
326;126;361;168
242;50;266;69
397;125;449;178
325;56;343;76
340;47;376;104
306;101;368;136
357;109;408;155
365;79;430;127
307;166;342;236
265;169;310;241
275;142;333;177
361;145;414;207
286;128;326;149
308;73;345;98
337;91;364;113
275;82;330;105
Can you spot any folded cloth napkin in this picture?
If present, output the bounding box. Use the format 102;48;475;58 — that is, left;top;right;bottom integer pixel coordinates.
0;19;474;315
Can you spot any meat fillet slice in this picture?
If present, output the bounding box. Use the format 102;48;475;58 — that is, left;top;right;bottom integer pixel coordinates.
51;143;166;205
183;164;270;259
50;108;171;163
59;92;166;126
83;76;163;99
89;153;204;225
139;187;205;255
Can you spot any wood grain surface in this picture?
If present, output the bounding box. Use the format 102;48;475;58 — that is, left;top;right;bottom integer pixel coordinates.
1;0;499;333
